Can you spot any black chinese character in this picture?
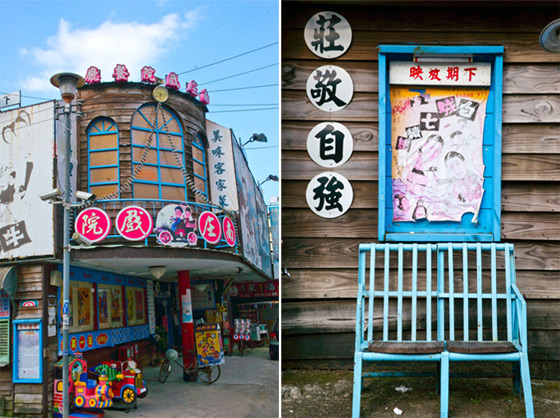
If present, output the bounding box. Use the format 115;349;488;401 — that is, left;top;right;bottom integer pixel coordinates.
219;195;228;207
216;179;227;191
312;175;345;212
214;162;226;175
315;124;344;164
0;221;32;252
310;69;347;108
212;146;225;158
311;14;344;54
211;129;223;143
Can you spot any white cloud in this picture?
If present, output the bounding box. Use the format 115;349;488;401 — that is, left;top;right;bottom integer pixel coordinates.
21;11;202;93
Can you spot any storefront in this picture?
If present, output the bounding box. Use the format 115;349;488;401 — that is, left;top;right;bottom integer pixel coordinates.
0;64;274;416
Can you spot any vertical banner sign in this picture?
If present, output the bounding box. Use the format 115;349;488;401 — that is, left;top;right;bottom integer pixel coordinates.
389;62;491;223
306;65;353;112
269;206;280;280
181;289;193;324
0;102;55;259
307;122;353;168
304;11;352;59
146;280;156;334
306;172;353;218
232;135;273;276
206;120;239;211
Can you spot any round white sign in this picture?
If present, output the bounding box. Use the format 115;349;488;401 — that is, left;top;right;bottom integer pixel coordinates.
306;65;353;112
304;11;352;59
307;122;354;168
306;172;353;218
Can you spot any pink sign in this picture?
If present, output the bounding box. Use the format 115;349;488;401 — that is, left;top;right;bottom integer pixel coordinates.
199;89;210;105
222;216;236;247
186;80;198;97
84;66;101;84
198;211;221;245
165;72;180;90
141;66;157;84
75;208;111;243
115;206;153;241
113;64;130;82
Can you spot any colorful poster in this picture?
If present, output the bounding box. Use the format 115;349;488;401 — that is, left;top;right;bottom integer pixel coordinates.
390;86;488;223
126;288;135;323
195;324;224;366
155;203;198;247
77;288;91;326
111;288;122;323
135;289;145;321
98;288;109;326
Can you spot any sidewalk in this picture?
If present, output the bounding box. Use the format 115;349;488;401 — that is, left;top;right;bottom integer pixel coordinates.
282;369;560;417
104;347;279;418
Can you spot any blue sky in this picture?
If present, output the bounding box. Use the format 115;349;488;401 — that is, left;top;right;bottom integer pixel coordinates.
0;0;279;204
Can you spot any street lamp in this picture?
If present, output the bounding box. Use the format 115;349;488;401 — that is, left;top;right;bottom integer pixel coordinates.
258;174;279;187
242;133;267;146
50;72;84;418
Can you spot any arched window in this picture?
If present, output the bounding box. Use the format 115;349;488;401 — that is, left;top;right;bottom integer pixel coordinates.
130;104;187;201
88;118;120;198
192;134;209;202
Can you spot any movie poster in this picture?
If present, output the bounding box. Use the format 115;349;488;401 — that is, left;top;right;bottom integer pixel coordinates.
77;287;91;327
111;287;122;324
135;289;145;321
98;287;109;326
390;86;488;223
126;288;135;323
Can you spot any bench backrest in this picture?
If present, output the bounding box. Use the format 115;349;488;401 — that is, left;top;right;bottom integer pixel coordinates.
356;243;518;349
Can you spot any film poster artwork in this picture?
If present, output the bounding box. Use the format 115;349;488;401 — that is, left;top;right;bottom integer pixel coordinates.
390;86;488;223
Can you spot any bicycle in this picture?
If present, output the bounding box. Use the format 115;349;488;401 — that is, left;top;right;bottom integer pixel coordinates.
158;349;221;385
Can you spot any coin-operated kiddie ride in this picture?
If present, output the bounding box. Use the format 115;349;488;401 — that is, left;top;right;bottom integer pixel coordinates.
53;354;147;417
53;355;113;417
92;358;148;409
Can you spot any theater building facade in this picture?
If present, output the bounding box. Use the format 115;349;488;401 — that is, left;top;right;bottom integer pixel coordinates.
0;66;274;416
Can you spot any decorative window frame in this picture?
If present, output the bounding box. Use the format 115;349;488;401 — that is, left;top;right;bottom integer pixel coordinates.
87;118;120;198
131;104;187;200
378;45;504;242
192;133;209;200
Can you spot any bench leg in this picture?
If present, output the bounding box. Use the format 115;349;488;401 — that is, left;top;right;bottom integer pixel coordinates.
519;353;535;418
440;352;449;418
352;352;363;418
512;362;521;397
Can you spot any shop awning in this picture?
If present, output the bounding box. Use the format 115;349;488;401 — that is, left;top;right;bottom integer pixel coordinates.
0;266;18;299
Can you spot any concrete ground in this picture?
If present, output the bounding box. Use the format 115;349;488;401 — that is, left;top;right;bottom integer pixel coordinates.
103;347;279;418
282;369;560;418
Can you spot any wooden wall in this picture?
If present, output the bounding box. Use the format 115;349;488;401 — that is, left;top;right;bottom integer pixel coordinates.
281;2;560;378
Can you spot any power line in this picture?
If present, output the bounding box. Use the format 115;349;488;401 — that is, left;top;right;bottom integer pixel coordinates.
243;145;279;150
200;63;278;85
208;83;278;93
207;107;278;114
177;42;278;76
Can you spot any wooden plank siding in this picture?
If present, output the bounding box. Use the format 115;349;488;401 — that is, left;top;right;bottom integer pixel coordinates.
281;2;560;378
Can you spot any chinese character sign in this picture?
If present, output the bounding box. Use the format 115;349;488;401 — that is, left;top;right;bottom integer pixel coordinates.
307;121;353;168
74;208;111;243
84;66;101;84
306;65;353;112
115;206;153;241
205;120;239;211
304;11;352;59
390;86;488;223
389;62;491;86
112;64;130;82
198;211;221;245
306;172;353;218
222;215;236;247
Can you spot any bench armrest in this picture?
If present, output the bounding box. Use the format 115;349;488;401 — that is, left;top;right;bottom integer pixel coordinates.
510;284;528;350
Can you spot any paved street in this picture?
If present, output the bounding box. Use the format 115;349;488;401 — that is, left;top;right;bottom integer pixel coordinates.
104;347;279;418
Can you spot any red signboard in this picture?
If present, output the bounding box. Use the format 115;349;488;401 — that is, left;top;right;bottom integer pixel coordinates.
222;216;236;247
230;280;279;298
198;211;221;245
75;208;111;243
115;206;153;241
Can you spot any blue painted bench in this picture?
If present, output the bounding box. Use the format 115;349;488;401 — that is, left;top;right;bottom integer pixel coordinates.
352;243;534;418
